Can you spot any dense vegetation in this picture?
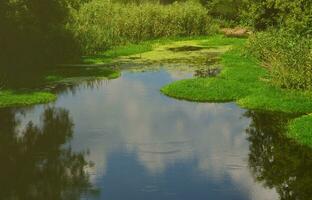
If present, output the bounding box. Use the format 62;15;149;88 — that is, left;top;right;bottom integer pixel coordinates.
0;0;85;67
71;0;215;54
0;107;94;198
247;31;312;90
0;0;86;87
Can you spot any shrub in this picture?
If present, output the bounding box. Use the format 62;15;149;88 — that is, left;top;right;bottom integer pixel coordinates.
71;0;214;54
200;0;246;23
247;30;312;90
242;0;312;34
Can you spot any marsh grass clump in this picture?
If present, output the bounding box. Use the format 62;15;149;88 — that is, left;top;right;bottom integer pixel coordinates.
247;31;312;91
0;90;56;108
72;0;215;54
44;67;121;87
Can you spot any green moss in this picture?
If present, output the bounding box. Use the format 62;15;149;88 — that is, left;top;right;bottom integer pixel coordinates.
83;42;153;64
82;35;231;65
0;90;56;108
288;114;312;147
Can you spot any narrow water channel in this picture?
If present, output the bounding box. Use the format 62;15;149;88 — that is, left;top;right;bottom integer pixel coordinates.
0;69;311;200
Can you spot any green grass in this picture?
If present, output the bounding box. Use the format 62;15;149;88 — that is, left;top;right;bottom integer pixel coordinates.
0;66;120;109
0;90;56;108
288;114;312;147
238;87;312;114
45;67;121;84
161;37;312;114
83;42;153;64
162;78;251;102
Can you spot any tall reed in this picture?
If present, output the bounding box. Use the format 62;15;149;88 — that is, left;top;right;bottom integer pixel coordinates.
71;0;215;54
247;31;312;91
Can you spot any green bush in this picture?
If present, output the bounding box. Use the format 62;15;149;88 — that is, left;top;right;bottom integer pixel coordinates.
247;31;312;91
242;0;312;34
71;0;215;54
200;0;246;23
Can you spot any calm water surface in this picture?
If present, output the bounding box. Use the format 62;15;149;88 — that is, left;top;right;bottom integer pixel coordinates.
1;69;311;200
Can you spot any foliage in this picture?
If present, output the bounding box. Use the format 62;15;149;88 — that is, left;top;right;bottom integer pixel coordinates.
247;30;312;90
242;0;312;34
71;0;215;54
200;0;246;24
112;0;185;4
0;107;96;199
0;0;82;66
246;111;312;198
0;0;87;88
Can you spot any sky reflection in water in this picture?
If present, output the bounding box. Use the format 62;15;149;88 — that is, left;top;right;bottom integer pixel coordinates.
0;70;291;200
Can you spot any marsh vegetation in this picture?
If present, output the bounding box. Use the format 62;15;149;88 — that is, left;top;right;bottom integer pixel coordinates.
1;0;312;199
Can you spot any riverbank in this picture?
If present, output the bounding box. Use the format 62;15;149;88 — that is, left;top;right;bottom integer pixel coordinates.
160;36;312;147
0;67;120;108
0;90;56;108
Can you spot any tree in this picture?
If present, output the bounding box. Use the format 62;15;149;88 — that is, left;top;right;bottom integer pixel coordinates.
0;107;96;199
245;111;312;200
243;0;312;33
0;0;82;82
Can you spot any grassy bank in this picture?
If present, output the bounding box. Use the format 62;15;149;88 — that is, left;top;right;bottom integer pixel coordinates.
161;35;312;147
0;67;120;108
82;41;154;64
0;91;56;108
45;67;120;84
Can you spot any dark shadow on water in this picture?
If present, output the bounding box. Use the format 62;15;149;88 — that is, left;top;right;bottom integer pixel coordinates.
0;107;97;200
245;111;312;200
167;46;205;52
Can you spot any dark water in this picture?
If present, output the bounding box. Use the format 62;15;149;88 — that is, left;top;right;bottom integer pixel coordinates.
1;69;312;200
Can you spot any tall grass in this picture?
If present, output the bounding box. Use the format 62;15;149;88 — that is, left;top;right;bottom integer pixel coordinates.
71;0;216;54
247;31;312;91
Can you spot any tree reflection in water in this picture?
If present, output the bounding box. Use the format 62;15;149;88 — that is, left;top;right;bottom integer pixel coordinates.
245;111;312;200
0;107;95;200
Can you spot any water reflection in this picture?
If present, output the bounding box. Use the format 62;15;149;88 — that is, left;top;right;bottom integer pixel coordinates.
1;70;312;200
246;111;312;200
0;107;94;200
52;70;278;199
